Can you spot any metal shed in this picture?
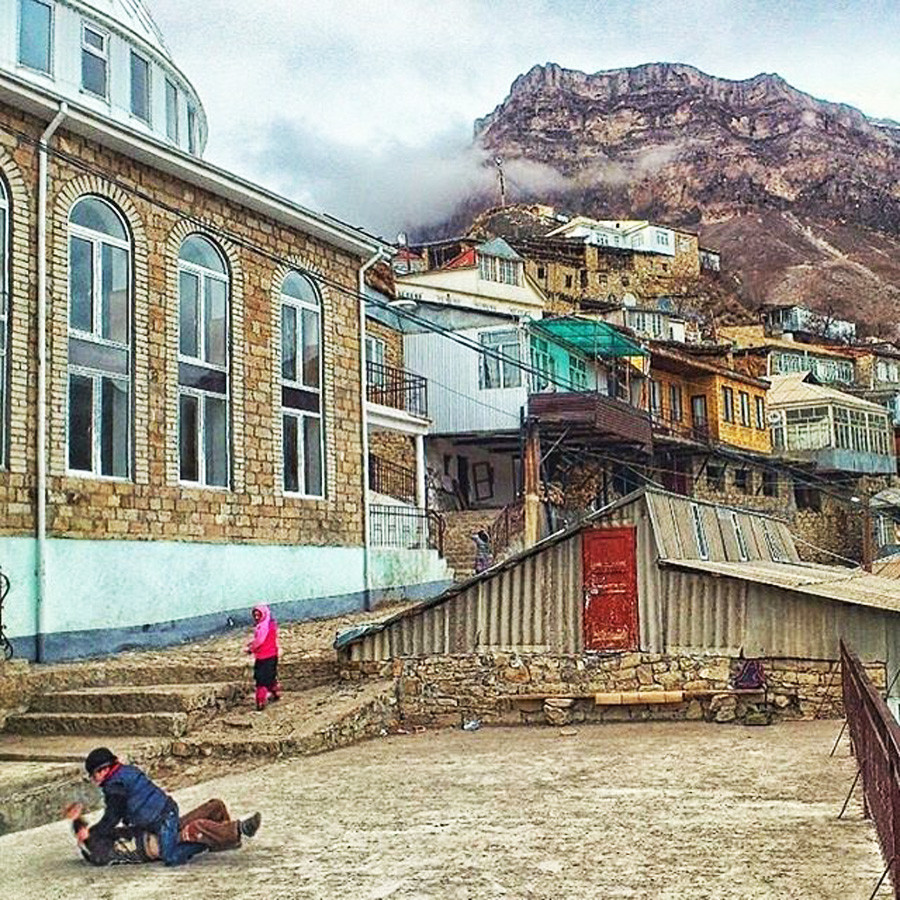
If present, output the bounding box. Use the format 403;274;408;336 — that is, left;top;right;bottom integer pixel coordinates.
337;488;900;682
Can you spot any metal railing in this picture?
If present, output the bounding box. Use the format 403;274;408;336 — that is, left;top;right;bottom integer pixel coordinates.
651;410;710;443
366;360;428;417
368;454;417;505
488;499;525;562
841;639;900;897
369;504;444;555
0;566;12;660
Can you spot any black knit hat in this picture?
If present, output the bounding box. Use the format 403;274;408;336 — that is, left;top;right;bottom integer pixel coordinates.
84;747;117;775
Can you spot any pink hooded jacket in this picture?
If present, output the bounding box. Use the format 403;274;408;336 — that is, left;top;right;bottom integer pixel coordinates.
246;604;279;660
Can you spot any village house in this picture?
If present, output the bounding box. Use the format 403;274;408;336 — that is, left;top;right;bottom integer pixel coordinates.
0;0;450;661
646;344;777;509
336;488;900;726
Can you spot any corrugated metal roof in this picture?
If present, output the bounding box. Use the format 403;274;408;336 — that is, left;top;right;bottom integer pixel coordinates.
768;373;887;413
661;558;900;614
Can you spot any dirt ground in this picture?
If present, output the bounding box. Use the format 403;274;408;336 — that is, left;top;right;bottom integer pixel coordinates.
0;719;888;900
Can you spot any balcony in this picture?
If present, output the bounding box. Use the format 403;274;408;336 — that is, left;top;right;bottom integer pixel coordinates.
367;360;427;418
368;454;417;505
527;391;652;449
651;410;711;444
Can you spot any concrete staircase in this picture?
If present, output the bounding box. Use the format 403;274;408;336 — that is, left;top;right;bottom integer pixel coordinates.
2;658;338;740
440;508;503;579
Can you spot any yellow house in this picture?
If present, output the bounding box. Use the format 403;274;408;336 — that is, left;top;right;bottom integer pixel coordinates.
649;346;771;454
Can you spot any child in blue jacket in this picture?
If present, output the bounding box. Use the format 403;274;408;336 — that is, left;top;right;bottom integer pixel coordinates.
83;747;206;867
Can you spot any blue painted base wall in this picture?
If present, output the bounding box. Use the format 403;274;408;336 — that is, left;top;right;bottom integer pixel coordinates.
0;535;452;662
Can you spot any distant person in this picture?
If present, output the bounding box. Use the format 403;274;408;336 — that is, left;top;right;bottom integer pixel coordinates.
246;603;281;711
81;747;206;867
472;529;493;574
66;798;261;865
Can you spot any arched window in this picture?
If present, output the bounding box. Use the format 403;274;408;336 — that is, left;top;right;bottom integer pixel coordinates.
280;271;322;496
178;235;229;487
0;178;8;468
67;195;131;478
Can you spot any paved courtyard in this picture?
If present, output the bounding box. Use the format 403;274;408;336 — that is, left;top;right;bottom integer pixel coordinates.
0;720;887;899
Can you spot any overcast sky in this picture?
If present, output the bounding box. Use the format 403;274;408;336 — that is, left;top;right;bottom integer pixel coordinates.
146;0;900;239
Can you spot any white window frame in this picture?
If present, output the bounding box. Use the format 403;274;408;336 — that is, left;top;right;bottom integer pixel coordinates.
281;272;324;499
0;180;8;469
690;503;709;560
764;521;788;562
81;22;109;99
177;239;230;488
739;390;751;427
66;367;131;480
731;512;749;561
67;197;132;479
165;78;179;142
129;49;151;123
187;105;197;154
18;0;54;75
365;334;386;388
479;329;522;390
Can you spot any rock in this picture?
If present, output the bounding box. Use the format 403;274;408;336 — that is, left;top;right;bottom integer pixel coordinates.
171;741;191;758
544;705;571;726
744;711;772;726
224;715;255;729
543;697;574;709
772;694;791;709
500;665;531;684
558;727;578;737
685;700;704;720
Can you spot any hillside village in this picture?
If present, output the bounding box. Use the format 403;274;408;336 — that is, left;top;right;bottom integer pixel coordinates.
3;3;900;895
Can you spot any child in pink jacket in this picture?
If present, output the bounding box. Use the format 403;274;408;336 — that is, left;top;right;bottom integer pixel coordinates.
245;604;281;711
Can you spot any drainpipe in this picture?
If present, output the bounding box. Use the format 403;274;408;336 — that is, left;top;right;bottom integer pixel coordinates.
35;102;67;662
358;248;386;610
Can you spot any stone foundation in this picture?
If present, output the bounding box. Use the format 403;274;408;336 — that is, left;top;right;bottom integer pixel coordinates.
341;652;886;727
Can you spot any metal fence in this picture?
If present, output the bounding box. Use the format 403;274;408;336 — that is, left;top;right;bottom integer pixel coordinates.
369;504;444;555
366;360;428;417
841;639;900;897
369;454;417;505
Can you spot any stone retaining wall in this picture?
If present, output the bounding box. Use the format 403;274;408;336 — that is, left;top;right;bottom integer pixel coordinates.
341;652;887;727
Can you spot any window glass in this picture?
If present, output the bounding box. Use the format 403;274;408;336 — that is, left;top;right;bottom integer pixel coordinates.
81;25;107;98
178;236;229;487
178;271;199;358
731;513;749;561
179;394;199;482
100;244;128;344
204;277;227;367
281;305;297;381
71;197;127;241
179;235;225;273
204;395;228;486
479;330;521;389
303;416;323;495
68;196;132;479
282;414;299;493
301;308;320;388
100;377;128;477
19;0;52;73
165;80;179;141
282;271;319;305
0;185;6;468
187;106;197;154
69;236;93;332
68;373;93;471
130;52;150;122
690;503;709;560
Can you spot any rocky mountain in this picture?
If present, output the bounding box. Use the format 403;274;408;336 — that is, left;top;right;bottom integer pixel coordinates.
466;62;900;332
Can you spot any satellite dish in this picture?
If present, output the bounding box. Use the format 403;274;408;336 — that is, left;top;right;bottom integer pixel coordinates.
767;411;781;424
396;232;408;247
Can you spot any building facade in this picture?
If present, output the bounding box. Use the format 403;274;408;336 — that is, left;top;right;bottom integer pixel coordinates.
0;0;449;660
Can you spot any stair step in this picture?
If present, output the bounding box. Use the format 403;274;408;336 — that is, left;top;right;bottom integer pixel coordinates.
29;682;242;715
4;711;189;738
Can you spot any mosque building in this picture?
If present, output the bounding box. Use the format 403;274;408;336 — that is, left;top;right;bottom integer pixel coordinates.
0;0;450;660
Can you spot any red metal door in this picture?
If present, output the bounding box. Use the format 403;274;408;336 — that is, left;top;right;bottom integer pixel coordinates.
582;526;639;651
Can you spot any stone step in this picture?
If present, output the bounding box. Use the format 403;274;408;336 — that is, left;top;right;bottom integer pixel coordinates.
4;711;189;738
28;682;242;715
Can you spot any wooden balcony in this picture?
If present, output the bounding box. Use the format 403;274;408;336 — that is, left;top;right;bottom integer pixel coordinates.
528;391;652;449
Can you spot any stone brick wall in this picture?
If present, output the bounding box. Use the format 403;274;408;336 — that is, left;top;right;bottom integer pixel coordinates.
0;105;367;548
341;652;886;726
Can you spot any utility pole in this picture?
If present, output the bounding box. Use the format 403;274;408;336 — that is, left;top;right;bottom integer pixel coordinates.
523;417;542;548
862;500;874;573
495;157;506;207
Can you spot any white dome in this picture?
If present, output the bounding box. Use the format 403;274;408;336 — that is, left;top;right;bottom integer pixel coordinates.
1;0;208;155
